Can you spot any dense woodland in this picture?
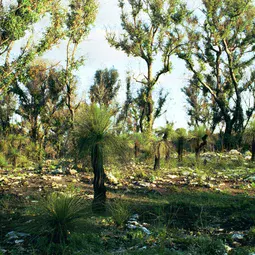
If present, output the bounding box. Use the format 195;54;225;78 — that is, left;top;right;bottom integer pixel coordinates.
1;0;255;254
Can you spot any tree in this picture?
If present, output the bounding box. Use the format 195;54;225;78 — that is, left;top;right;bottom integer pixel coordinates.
117;74;169;133
0;0;66;94
174;128;187;162
64;0;98;124
107;0;188;133
178;0;255;149
182;75;216;132
90;68;120;107
189;126;208;160
244;119;255;162
0;93;16;135
74;104;124;212
153;122;174;170
12;62;65;146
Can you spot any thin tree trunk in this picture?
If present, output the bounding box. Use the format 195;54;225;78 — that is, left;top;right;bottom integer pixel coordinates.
31;117;38;144
165;146;170;162
177;138;184;162
223;121;232;151
195;135;208;161
134;140;140;158
147;91;154;133
146;63;154;133
252;137;255;162
154;143;160;170
91;143;106;213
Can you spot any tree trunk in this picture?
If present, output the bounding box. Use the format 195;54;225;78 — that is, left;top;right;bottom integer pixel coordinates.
91;143;106;213
154;143;160;170
223;121;232;151
252;137;255;162
134;140;140;158
154;155;160;170
195;135;208;161
165;146;170;162
31;116;38;144
146;63;154;133
177;138;184;162
147;91;154;133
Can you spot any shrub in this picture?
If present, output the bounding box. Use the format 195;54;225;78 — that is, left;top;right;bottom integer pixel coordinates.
108;198;131;227
0;153;8;167
26;192;89;244
188;236;226;255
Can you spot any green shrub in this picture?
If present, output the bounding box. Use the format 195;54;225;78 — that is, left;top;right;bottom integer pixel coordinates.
26;192;89;244
0;153;8;167
188;236;226;255
248;226;255;244
16;154;29;167
108;198;131;227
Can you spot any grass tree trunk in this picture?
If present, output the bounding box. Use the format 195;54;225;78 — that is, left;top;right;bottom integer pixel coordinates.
154;143;160;170
195;135;208;161
134;140;140;158
223;121;232;151
91;143;106;213
146;64;154;134
252;137;255;162
165;147;170;162
177;138;184;162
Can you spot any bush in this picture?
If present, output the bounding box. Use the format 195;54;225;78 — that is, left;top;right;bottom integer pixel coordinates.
0;153;8;167
188;236;226;255
108;198;131;227
26;192;89;244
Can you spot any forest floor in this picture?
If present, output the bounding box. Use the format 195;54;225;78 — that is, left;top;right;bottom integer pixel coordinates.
1;153;255;254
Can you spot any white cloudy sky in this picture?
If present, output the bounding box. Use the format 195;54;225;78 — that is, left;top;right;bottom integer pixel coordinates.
43;0;202;129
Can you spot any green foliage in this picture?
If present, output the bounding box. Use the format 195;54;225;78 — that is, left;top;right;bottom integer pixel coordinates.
0;152;7;167
66;0;98;44
187;236;226;255
90;68;120;107
0;0;66;93
189;125;207;140
108;198;131;227
26;192;89;244
248;226;255;244
107;0;190;132
178;0;255;148
175;128;187;139
74;104;125;159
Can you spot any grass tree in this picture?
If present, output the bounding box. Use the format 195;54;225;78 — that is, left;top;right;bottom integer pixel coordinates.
74;104;121;212
174;128;187;162
178;0;255;149
190;126;209;161
107;0;189;133
153;122;174;170
245;119;255;162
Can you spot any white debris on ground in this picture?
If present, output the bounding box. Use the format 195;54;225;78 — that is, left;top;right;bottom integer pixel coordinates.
126;214;151;235
5;231;30;245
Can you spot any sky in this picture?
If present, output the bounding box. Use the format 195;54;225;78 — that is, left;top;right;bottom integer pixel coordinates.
45;0;202;129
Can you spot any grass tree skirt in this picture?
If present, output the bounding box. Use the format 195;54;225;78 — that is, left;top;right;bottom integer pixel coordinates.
92;184;106;213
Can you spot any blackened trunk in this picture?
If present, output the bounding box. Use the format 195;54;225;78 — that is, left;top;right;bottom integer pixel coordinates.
177;138;184;162
223;121;232;151
252;137;255;162
91;143;106;213
195;135;208;161
165;148;170;161
31;122;37;144
154;155;160;170
134;140;140;158
145;88;154;134
154;143;160;170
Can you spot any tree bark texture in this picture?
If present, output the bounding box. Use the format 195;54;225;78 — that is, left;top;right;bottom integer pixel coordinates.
91;143;106;212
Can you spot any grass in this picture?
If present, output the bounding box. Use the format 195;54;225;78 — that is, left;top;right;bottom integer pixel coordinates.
1;155;255;254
